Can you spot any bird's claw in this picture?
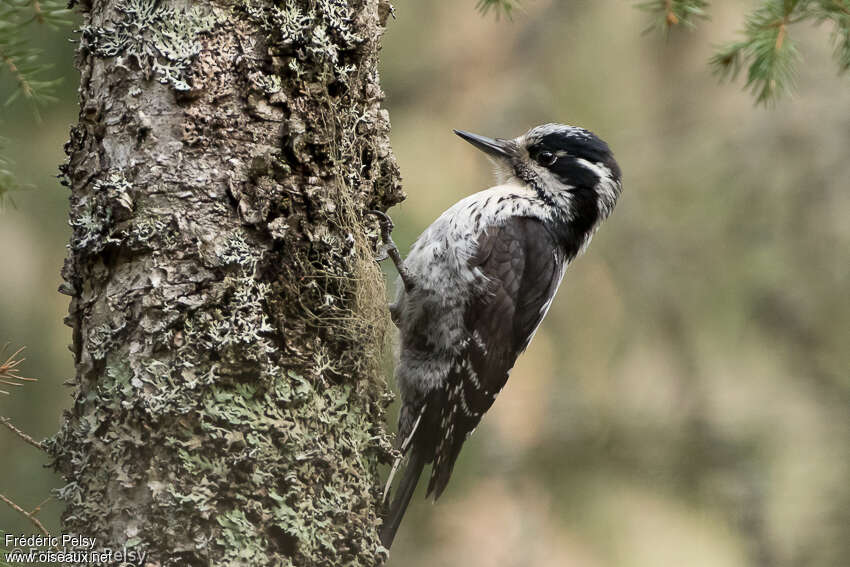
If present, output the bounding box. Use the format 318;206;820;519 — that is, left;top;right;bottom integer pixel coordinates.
366;209;394;237
367;210;395;262
374;245;390;263
366;209;415;293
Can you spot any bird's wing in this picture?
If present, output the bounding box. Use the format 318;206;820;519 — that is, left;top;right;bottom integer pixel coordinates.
427;217;565;498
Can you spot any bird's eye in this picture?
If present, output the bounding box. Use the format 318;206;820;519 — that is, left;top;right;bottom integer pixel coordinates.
538;151;557;166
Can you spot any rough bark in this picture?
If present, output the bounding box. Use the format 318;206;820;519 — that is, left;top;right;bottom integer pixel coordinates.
48;0;403;565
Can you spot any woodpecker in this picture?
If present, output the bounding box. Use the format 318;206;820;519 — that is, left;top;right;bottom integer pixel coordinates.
372;123;622;548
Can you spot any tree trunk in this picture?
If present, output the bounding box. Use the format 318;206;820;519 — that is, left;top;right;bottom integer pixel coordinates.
48;0;403;565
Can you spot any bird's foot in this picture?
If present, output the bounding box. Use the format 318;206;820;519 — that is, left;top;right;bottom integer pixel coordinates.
366;210;415;293
366;210;395;263
373;246;390;263
367;209;395;236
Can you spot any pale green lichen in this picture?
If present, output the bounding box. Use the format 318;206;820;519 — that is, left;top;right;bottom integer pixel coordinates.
239;0;365;87
217;232;262;268
81;0;224;90
128;213;179;249
69;170;132;252
258;73;282;96
87;318;127;360
69;198;114;251
178;274;275;367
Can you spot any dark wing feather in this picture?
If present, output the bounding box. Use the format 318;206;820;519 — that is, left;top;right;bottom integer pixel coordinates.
427;217;565;498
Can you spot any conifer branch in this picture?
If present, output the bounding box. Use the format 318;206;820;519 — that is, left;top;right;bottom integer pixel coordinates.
0;345;36;395
0;136;21;208
0;493;51;538
476;0;520;19
633;0;850;105
0;0;71;204
710;0;804;105
0;0;72;109
636;0;710;32
29;495;53;517
810;0;850;71
0;416;46;452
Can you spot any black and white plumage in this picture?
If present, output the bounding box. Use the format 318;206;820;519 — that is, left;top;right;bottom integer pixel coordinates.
376;123;623;548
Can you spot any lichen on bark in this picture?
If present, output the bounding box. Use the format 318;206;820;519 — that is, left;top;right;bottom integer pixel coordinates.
48;0;404;565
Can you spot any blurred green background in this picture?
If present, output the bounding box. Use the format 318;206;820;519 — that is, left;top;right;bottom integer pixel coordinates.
1;2;848;566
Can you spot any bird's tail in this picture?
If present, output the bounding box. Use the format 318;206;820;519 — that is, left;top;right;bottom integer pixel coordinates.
380;448;425;549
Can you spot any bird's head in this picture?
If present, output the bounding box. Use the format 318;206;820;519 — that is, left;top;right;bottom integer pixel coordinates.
454;123;622;219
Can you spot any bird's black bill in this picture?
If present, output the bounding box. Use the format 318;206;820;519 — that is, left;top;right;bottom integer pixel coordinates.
454;129;517;159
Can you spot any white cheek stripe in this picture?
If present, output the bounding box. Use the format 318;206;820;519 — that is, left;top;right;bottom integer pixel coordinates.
575;158;620;217
575;158;609;179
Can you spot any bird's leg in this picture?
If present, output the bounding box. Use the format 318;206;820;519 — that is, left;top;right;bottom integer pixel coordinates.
366;210;415;294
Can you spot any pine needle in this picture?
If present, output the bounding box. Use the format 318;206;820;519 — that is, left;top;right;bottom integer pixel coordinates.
0;344;36;395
